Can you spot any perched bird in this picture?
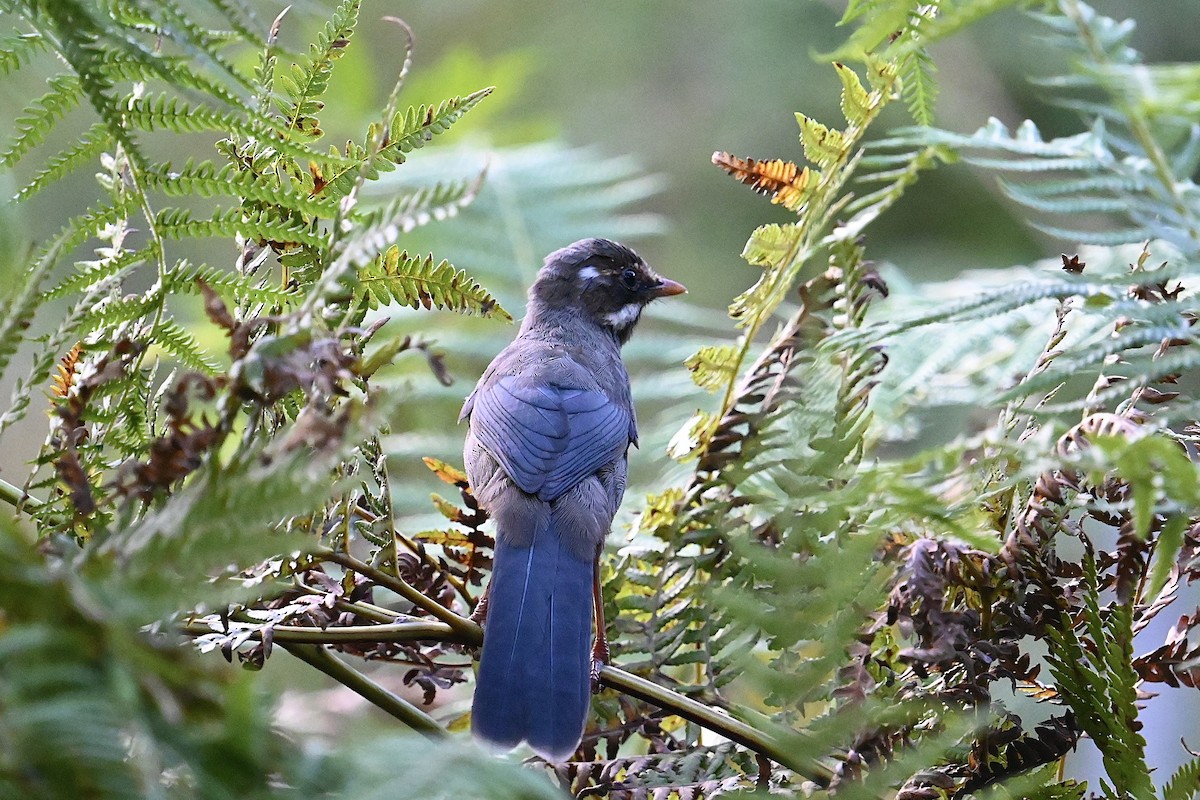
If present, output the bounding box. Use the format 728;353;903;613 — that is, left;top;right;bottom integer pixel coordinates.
462;238;686;761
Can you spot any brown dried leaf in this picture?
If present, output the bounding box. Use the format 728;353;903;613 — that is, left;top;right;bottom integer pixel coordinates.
51;343;84;399
712;151;814;211
423;456;469;487
198;278;236;332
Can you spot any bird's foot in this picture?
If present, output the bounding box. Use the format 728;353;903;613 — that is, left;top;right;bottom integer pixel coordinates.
468;592;490;626
589;639;610;694
590;656;605;694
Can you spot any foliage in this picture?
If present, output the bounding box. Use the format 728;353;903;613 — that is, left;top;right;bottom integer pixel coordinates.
3;1;1200;799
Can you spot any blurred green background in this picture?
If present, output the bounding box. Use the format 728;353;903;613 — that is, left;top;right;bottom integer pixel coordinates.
4;0;1200;787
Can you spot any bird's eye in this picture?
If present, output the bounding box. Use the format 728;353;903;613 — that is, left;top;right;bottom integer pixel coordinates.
620;268;639;290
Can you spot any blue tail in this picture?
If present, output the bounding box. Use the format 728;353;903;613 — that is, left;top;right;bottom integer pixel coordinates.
472;514;593;762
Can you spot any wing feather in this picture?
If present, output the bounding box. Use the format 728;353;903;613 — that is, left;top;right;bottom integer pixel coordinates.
468;376;632;501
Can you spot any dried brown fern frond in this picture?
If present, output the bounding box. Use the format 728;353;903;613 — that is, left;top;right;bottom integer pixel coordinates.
711;151;813;211
50;343;84;400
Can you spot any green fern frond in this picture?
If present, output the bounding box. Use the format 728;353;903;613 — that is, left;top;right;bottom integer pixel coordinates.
77;293;158;335
201;0;264;46
114;50;254;113
1041;553;1155;800
154;207;327;249
685;345;741;392
1029;5;1137;56
845;143;947;220
253;10;282;116
0;201;131;384
0;254;63;386
836;62;876;125
123;94;353;169
997;172;1146;198
727;217;810;325
137;0;257;95
36;0;147;170
0;274;127;437
1038;344;1200;416
838;0;894;25
390;90;494;150
1164;756;1200;800
318;89;493;199
880;117;1105;159
14;123;110;202
881;6;1200;264
797;115;846;168
1;73;84;168
278;0;361;142
45;248;146;302
346;175;485;263
165;262;299;306
358;247;510;320
153;319;222;373
854;268;1160;343
741;223;801;268
141;160;337;218
912;0;1024;48
1031;222;1153;246
1005;318;1196;397
824;0;914;60
998;178;1137;214
0;30;48;75
901;48;938;126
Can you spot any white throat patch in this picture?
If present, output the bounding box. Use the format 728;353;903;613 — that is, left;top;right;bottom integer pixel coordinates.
603;303;642;332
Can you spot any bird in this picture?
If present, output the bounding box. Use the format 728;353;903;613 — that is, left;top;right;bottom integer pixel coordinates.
461;238;686;762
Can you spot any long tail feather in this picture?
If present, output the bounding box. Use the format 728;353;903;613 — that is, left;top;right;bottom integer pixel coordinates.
472;515;592;762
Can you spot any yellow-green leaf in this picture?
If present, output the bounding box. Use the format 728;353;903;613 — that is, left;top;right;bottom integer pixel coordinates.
742;223;800;268
358;246;511;320
796;113;845;168
685;344;740;393
668;409;715;461
835;62;874;124
423;456;469;487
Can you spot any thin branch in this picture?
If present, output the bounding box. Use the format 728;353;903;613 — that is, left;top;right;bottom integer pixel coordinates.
282;642;445;738
0;477;41;512
183;618;469;644
598;665;833;787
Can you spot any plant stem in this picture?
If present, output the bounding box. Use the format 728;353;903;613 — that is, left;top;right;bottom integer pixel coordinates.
0;477;40;511
183;618;469;644
597;665;832;786
282;642;445;738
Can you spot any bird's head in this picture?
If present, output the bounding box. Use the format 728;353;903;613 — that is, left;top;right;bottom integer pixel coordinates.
529;238;686;343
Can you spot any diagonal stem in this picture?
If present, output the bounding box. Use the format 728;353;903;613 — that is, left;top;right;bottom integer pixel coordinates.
0;477;41;512
597;665;832;787
282;642;445;738
183;618;468;644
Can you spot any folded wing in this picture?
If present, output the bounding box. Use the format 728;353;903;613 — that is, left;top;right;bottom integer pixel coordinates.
469;376;631;501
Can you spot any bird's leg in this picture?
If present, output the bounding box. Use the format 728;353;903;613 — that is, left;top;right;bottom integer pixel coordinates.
469;580;492;626
590;555;609;693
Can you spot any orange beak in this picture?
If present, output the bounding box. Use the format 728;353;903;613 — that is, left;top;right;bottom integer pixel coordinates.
651;278;687;298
